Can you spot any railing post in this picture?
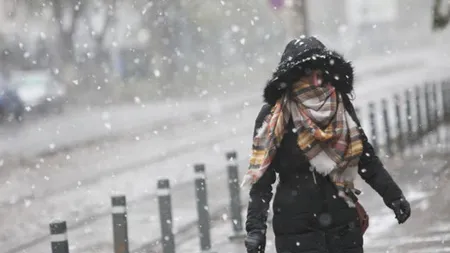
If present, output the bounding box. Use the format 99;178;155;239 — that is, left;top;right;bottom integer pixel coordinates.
368;102;379;155
394;94;404;153
112;196;129;253
443;81;450;151
432;82;439;129
194;164;216;253
447;82;450;122
226;151;245;241
443;81;450;122
425;84;432;133
158;179;175;253
50;221;69;253
415;86;423;139
382;99;393;157
405;89;413;144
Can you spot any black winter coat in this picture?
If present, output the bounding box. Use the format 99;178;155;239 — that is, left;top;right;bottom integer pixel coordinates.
245;101;404;253
245;37;404;253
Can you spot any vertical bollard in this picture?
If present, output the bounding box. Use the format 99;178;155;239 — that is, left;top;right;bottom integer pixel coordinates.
441;82;448;122
405;89;413;144
443;81;450;122
425;84;432;133
441;81;449;151
112;196;129;253
432;82;439;129
447;82;450;122
431;82;440;145
50;221;69;253
194;164;215;253
226;151;245;240
394;95;404;153
445;84;449;122
382;99;393;157
415;86;423;139
368;103;379;154
444;81;450;151
158;179;175;253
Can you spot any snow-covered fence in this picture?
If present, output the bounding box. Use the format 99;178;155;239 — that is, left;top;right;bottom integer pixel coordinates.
363;80;450;157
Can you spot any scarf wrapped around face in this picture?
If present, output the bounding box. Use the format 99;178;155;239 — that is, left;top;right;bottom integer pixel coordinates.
242;71;363;206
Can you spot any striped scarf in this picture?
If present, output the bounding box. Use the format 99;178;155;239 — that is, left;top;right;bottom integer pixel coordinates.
242;71;363;206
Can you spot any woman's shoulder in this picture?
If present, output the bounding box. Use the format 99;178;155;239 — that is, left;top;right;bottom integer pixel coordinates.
253;103;273;135
256;103;272;122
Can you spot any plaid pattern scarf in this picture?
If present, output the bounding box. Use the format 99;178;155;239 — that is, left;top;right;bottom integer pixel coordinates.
242;71;363;206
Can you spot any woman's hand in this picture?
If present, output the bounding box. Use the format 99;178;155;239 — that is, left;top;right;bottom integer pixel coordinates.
389;197;411;224
244;231;266;253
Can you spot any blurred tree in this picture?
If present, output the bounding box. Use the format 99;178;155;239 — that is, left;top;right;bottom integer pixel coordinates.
86;0;117;63
142;0;182;93
51;0;84;62
50;0;116;63
433;0;450;30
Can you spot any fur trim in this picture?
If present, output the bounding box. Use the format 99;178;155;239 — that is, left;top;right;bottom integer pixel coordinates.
264;48;354;106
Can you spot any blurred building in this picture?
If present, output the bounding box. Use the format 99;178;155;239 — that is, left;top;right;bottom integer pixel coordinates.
0;0;448;103
304;0;444;58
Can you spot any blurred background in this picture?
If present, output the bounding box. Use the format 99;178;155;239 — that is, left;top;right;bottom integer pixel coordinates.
1;1;450;253
0;0;448;109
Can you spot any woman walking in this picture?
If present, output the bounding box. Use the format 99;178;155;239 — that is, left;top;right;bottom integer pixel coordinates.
242;37;411;253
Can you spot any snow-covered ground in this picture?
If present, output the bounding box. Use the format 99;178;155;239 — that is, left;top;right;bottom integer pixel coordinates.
1;45;450;253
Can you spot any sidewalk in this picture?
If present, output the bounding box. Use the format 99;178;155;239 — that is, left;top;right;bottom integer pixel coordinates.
0;46;448;165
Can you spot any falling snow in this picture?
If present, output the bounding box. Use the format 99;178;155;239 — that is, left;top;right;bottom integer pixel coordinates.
0;1;449;253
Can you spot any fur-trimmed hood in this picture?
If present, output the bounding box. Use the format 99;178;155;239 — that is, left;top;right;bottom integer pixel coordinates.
264;37;354;105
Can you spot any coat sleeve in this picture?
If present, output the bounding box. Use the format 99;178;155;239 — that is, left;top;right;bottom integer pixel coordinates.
340;93;404;206
357;133;404;206
245;104;277;235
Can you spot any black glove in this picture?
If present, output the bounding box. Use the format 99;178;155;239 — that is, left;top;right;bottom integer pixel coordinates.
390;197;411;224
244;231;266;253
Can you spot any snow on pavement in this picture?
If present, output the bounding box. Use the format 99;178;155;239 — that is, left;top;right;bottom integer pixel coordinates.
364;163;450;253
